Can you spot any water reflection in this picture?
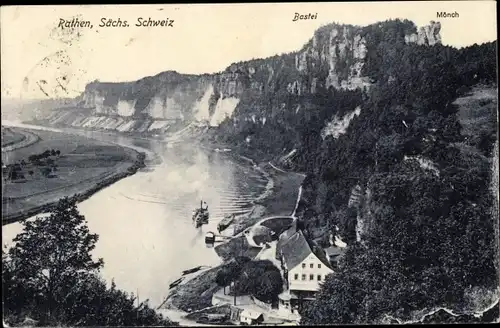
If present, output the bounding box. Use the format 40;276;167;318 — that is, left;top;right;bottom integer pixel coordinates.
2;124;267;307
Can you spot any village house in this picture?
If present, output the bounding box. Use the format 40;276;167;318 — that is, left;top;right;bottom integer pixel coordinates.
324;245;344;269
324;231;347;269
239;309;264;325
275;221;335;314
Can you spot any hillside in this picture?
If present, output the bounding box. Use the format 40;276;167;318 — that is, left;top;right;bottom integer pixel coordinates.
27;18;499;323
31;20;437;135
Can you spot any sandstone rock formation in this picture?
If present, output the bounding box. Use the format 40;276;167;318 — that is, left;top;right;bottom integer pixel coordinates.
43;20;442;134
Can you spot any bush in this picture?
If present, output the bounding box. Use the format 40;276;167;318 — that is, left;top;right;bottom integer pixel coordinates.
3;197;177;326
231;260;283;303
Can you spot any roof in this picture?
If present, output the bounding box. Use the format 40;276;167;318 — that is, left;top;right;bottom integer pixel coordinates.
325;246;344;257
277;218;333;270
289;290;315;300
241;309;263;319
279;230;313;270
334;235;347;248
206;314;226;319
276;220;298;251
282;219;298;239
278;290;292;301
310;240;334;269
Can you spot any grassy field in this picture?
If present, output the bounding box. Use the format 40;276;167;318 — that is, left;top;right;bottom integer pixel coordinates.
451;85;497;162
256;162;304;216
2;128;143;223
454;85;497;139
230;163;304;236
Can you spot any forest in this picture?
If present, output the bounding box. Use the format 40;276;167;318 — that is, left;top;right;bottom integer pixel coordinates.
212;19;498;323
4;18;496;325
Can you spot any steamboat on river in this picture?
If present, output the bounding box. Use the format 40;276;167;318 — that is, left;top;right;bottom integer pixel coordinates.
192;200;209;228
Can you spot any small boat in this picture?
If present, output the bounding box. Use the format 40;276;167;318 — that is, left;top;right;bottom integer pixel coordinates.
205;232;216;244
197;313;228;324
217;214;235;233
182;266;202;275
169;277;184;289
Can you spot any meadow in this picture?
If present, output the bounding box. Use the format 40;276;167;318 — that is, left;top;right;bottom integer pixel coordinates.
2;128;142;223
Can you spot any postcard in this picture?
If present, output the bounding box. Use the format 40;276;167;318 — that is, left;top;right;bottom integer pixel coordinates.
1;2;498;326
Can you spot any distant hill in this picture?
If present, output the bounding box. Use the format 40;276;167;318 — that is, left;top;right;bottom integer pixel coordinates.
30;20;438;135
26;18;499;324
1;98;77;123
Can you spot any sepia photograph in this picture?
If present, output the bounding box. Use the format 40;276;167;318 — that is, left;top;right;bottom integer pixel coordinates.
1;1;498;326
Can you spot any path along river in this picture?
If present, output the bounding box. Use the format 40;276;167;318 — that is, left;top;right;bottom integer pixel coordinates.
1;122;269;307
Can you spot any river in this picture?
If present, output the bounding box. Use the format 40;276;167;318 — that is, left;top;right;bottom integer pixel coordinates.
1;122;269;307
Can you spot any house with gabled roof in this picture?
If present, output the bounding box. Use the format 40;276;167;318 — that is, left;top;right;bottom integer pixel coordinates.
275;220;334;313
239;309;264;325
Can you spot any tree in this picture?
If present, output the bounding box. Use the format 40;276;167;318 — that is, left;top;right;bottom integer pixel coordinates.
3;197;177;326
215;262;242;295
10;169;18;180
231;260;283;303
40;167;52;177
59;276;176;326
253;270;283;303
300;259;365;325
7;197;103;323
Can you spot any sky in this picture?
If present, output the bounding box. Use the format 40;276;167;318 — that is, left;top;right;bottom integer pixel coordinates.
1;1;497;99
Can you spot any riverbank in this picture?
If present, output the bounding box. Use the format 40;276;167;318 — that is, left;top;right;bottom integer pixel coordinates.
159;141;305;320
2;128;146;224
2;126;26;147
3;122;303;323
1;127;40;152
159;264;231;313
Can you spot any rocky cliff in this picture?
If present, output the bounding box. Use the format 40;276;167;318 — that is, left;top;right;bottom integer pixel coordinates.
37;19;441;135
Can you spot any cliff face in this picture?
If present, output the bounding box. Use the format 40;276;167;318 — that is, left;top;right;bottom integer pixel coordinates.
294;24;370;93
39;20;441;134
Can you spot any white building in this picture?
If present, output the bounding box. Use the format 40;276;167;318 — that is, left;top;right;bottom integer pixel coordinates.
276;221;334;313
239;309;264;325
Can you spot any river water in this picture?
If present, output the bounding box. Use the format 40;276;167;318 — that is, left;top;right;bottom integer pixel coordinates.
1;122;269;307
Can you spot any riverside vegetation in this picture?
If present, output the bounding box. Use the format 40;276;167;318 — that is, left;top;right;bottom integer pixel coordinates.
6;19;498;324
2;128;147;224
2;197;178;326
208;21;498;323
